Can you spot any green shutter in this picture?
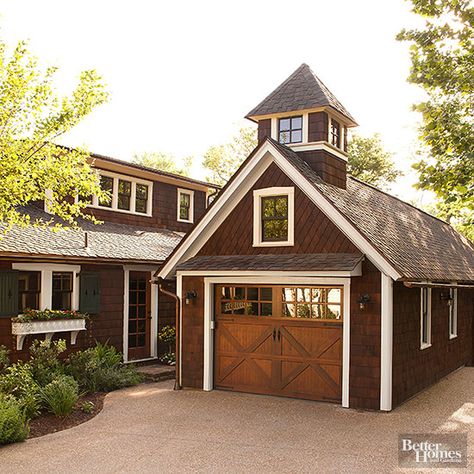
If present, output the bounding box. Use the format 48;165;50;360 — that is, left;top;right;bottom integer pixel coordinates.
79;272;101;314
0;271;18;317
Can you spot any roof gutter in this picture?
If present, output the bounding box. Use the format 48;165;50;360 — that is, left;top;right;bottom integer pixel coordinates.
403;281;474;289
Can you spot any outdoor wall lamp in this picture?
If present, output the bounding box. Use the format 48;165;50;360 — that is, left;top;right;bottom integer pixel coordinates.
185;290;197;305
358;294;370;311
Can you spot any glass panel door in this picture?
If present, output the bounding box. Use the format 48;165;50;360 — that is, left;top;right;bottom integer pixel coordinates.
128;272;150;360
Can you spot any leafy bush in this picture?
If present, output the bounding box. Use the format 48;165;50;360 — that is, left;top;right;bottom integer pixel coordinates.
0;363;40;419
0;345;10;375
159;352;176;365
29;339;66;386
40;375;79;417
0;395;29;444
66;342;142;393
158;325;176;353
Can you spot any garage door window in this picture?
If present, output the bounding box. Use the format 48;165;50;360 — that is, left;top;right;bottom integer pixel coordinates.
219;286;273;316
282;287;342;320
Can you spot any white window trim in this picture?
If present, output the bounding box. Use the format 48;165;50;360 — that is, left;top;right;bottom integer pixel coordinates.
449;288;458;340
12;263;81;311
253;186;294;247
177;188;195;223
89;170;153;217
420;287;432;350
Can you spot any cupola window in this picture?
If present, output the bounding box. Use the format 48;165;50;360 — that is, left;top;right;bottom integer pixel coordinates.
278;116;302;144
330;119;341;148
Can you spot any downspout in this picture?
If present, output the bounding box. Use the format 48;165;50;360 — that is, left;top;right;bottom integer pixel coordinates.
156;277;182;390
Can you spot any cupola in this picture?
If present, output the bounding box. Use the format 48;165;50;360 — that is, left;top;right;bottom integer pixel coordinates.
246;63;357;189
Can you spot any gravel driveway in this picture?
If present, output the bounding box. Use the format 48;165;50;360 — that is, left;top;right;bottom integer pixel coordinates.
2;368;473;473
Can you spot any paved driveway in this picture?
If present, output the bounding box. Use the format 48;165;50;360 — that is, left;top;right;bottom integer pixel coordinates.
2;368;473;473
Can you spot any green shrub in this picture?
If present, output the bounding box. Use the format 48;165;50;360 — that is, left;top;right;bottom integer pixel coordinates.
80;401;94;414
40;375;79;417
0;345;10;375
0;395;29;444
0;363;40;419
66;342;142;393
29;339;66;386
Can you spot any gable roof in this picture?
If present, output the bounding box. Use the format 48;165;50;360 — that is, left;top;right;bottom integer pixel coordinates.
0;204;182;264
246;63;357;125
158;138;474;282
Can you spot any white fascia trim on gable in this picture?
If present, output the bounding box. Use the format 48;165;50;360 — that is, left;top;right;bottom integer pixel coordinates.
158;140;401;281
253;187;294;247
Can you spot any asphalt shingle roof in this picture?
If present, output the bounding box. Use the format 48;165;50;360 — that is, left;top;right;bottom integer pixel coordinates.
0;205;183;263
177;253;364;272
246;63;356;124
269;138;474;282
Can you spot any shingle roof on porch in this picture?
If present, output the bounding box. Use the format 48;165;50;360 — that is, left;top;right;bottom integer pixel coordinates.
176;253;364;272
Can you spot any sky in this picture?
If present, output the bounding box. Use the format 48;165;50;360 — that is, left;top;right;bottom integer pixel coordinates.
0;0;430;203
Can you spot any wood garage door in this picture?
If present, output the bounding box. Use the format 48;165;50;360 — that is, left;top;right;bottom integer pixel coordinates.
214;285;343;403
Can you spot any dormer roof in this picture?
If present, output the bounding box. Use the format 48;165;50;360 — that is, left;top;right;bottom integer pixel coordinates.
246;63;357;126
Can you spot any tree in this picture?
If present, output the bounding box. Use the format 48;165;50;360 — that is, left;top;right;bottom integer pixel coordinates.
132;152;192;177
347;134;401;188
202;126;257;186
0;40;109;231
397;0;474;240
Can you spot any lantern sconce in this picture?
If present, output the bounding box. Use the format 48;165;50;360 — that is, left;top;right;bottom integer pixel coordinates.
358;294;370;311
440;291;454;307
185;290;197;305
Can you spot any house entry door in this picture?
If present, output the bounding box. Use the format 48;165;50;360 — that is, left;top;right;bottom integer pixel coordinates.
127;271;151;360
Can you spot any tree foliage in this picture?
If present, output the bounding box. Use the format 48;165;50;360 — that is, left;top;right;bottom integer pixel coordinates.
0;40;109;232
202;126;257;186
347;134;401;188
397;0;474;240
132;152;192;177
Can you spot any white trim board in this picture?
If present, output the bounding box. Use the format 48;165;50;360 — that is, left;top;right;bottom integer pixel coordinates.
201;275;351;408
158;140;401;281
380;273;393;411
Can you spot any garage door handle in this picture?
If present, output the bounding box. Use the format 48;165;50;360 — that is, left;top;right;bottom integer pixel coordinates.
277;329;281;341
272;328;276;340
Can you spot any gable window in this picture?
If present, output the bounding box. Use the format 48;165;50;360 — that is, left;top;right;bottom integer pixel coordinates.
91;171;153;216
253;187;294;247
448;288;458;339
420;287;432;349
18;271;41;313
330;119;341;148
118;179;132;211
262;195;288;242
177;188;194;223
279;116;303;144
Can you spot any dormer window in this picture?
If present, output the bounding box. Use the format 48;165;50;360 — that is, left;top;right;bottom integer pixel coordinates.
330;119;341;148
177;188;194;223
278;116;302;144
91;171;153;216
253;187;294;247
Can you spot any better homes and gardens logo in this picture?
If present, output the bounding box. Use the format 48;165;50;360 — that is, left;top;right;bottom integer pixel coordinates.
398;433;467;468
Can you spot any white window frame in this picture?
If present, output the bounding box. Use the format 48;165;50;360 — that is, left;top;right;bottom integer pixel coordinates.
12;263;81;312
177;188;194;223
328;115;344;150
253;186;294;247
448;287;458;340
420;287;432;349
89;170;153;217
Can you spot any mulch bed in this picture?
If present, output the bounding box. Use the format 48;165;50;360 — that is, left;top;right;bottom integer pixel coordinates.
28;392;106;439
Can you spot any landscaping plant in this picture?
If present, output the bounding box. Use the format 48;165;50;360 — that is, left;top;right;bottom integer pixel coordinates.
40;375;79;417
0;345;10;375
158;325;176;365
29;339;66;386
0;395;29;444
